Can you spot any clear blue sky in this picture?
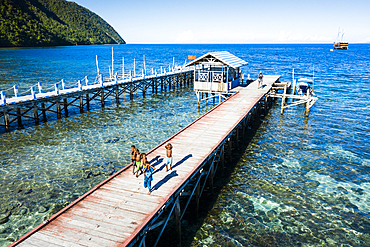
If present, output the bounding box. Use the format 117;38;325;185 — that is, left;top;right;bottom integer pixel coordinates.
71;0;370;44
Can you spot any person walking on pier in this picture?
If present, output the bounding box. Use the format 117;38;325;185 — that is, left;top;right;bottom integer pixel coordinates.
141;153;148;171
131;145;136;175
143;161;156;195
165;143;173;172
135;149;143;177
258;71;263;89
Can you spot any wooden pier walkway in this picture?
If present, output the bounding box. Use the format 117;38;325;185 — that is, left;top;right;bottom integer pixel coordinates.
11;75;280;247
0;68;193;132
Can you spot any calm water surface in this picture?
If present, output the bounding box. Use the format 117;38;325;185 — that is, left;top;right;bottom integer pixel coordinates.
0;44;369;246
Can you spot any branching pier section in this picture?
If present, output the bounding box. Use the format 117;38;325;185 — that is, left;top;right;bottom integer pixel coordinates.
0;69;193;132
11;75;280;247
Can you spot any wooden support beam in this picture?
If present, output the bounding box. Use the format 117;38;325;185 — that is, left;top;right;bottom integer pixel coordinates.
138;235;147;247
220;146;225;170
115;85;119;106
242;119;246;139
175;197;181;247
41;102;46;122
56;101;61;119
33;105;39;125
4;111;10;132
16;108;22;128
209;160;214;194
153;197;178;247
195;173;200;219
101;89;105;108
130;83;133;100
264;95;268;115
63;99;68;117
152;79;155;94
86;93;90;111
143;82;146;98
79;95;83;113
280;84;287;114
236;127;239;146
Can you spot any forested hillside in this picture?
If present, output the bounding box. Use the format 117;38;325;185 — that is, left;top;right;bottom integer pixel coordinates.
0;0;125;47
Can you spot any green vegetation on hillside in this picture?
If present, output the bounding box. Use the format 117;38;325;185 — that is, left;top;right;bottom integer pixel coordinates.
0;0;125;47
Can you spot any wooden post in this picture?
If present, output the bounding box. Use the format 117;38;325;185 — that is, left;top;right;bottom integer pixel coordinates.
280;84;286;114
16;108;22;128
33;105;39;125
264;95;268;116
86;93;90;111
209;160;214;194
63;99;68;117
164;78;167;92
41;102;46;121
242;120;246;139
116;85;119;106
220;147;225;170
196;91;200;110
4;111;10;132
101;89;105;108
143;82;146;98
206;93;208;106
152;79;155;94
78;96;83;113
175;197;181;247
56;101;61;119
236;127;239;146
195;173;200;218
130;83;133;100
228;139;232;161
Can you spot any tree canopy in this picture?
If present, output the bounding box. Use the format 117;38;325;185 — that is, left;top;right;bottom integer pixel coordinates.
0;0;125;47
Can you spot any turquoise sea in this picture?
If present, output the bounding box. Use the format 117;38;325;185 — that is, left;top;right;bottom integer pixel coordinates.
0;44;369;246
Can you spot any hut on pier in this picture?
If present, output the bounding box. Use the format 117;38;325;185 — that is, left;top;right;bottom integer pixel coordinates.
185;51;248;103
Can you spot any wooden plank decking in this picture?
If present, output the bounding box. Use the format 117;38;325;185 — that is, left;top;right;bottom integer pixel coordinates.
12;75;280;247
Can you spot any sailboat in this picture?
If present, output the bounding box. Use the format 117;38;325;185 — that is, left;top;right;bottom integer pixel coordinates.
334;29;348;50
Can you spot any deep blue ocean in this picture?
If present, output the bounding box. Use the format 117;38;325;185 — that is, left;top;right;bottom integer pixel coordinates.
0;44;369;246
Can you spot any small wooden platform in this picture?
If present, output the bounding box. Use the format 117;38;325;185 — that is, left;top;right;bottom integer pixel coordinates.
12;75;280;247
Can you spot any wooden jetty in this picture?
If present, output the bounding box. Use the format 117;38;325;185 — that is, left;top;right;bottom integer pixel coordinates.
0;67;193;132
269;81;318;116
11;75;280;247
